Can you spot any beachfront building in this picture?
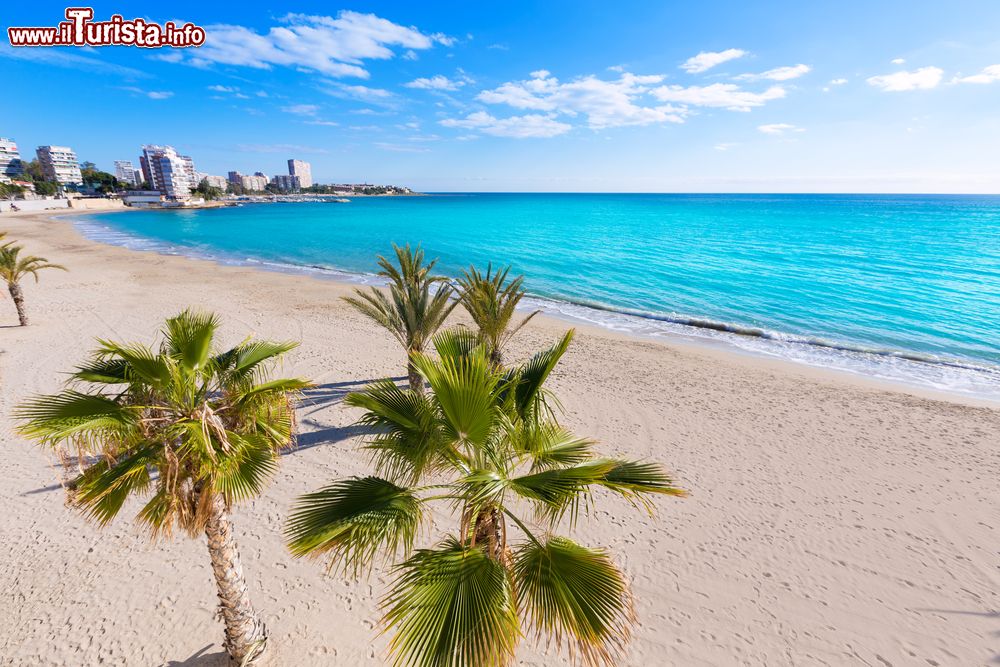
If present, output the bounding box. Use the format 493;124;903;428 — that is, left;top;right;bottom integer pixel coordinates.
198;174;228;190
140;145;195;200
36;145;82;185
114;160;142;187
0;138;24;178
240;174;268;192
271;174;301;192
288;159;312;188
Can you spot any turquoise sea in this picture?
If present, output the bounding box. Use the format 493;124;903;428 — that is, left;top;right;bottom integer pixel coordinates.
76;194;1000;398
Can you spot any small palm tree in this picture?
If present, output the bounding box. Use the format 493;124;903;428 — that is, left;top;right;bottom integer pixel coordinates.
286;329;684;667
17;311;310;665
343;244;456;393
0;243;66;326
457;263;540;367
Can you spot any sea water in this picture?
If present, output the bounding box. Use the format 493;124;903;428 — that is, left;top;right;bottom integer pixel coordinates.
75;193;1000;398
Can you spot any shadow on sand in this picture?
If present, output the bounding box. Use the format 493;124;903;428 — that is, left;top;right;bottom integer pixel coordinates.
166;644;230;666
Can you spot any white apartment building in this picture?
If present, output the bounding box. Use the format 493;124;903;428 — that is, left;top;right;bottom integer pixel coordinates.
114;160;142;187
288;159;312;188
140;145;195;200
36;145;82;185
0;137;24;177
197;174;228;190
240;174;268;192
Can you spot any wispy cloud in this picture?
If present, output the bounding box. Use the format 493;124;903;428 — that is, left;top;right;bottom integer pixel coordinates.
758;123;804;135
237;143;330;154
281;104;320;116
405;74;468;91
0;43;148;78
323;83;396;106
867;66;943;91
737;64;811;81
474;70;685;130
680;48;747;74
121;86;174;100
441;111;572;138
651;83;786;111
305;120;340;126
375;142;431;153
954;64;1000;84
165;11;454;78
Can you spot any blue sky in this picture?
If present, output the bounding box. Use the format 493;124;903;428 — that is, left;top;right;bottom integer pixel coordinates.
3;1;1000;192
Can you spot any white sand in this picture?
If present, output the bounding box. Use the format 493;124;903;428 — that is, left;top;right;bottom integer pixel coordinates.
0;211;997;666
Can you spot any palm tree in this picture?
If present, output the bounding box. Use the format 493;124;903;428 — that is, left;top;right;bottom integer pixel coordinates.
343;244;456;393
286;329;684;666
17;311;310;665
0;243;66;326
457;263;540;367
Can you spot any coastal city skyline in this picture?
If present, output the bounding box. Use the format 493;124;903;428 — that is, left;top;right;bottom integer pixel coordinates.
3;1;1000;193
1;134;324;197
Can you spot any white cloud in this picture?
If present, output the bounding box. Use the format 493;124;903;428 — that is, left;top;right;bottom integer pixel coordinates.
323;83;396;105
171;11;453;78
237;143;330;154
954;64;1000;84
651;83;786;111
375;142;431;153
738;64;811;81
0;43;148;78
867;66;943;91
282;103;320;116
830;78;848;85
121;86;174;99
208;84;238;93
680;48;747;73
758;123;804;135
891;58;906;65
475;71;686;129
305;120;340;126
405;74;466;90
714;142;738;151
441;111;572;138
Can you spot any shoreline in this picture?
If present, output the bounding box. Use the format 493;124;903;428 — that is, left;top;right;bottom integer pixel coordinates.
2;208;998;665
51;206;1000;408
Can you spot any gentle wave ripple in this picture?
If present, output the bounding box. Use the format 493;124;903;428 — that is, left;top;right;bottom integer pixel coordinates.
69;194;1000;399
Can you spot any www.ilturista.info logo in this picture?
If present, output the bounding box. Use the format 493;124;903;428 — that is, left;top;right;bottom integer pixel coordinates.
7;8;205;48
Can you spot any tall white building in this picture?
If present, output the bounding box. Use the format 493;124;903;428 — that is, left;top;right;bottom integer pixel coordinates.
288;159;312;188
0;138;24;178
36;145;82;185
240;174;268;192
114;160;142;187
140;145;195;200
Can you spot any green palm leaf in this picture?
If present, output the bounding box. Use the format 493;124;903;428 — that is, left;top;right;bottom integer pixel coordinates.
383;537;519;667
15;390;136;446
507;330;574;422
600;460;687;510
287;477;422;576
513;537;635;667
412;350;499;448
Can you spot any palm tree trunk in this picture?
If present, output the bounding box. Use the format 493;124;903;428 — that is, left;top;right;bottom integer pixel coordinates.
204;493;268;665
8;281;27;326
473;507;508;563
407;356;423;395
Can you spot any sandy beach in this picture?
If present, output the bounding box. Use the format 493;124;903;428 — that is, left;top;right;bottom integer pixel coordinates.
0;210;997;666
